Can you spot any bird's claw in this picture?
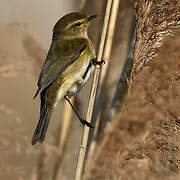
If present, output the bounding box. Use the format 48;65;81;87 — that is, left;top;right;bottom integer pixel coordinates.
80;119;94;128
91;59;105;66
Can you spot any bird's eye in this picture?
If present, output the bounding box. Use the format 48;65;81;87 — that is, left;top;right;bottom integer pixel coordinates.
75;22;82;26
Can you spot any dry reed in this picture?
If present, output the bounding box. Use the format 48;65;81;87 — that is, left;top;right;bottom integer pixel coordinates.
85;0;121;170
85;0;180;178
74;0;113;179
85;28;180;180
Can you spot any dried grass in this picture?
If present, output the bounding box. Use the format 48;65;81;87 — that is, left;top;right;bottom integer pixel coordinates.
85;29;180;179
132;0;180;80
85;0;180;178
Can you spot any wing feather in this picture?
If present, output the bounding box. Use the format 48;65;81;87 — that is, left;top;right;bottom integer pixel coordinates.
33;38;87;99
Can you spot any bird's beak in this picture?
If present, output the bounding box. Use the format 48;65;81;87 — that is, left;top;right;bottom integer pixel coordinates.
87;14;98;22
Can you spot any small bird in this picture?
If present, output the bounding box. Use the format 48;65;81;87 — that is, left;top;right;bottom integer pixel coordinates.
32;12;104;145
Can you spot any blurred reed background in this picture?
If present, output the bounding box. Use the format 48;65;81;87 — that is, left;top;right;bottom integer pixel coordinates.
0;0;179;180
0;0;129;179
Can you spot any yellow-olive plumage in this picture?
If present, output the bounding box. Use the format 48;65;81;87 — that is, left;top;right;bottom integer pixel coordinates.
32;12;97;145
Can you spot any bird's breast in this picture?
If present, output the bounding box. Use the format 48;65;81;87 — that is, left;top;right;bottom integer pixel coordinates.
65;48;94;97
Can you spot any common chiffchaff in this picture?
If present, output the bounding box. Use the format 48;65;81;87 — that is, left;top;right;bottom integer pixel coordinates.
32;12;103;145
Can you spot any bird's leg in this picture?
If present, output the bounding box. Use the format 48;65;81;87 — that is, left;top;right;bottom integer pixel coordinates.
64;96;93;128
82;58;105;79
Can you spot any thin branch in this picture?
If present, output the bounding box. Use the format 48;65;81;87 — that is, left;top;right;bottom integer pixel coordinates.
85;0;120;169
92;0;120;142
75;0;114;179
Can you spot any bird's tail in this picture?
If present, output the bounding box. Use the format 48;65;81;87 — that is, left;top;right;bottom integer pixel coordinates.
31;102;52;145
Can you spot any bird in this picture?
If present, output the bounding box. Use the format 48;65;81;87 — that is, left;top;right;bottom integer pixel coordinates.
31;12;104;145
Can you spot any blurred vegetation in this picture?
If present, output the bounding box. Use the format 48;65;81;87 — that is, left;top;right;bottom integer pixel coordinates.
0;0;179;180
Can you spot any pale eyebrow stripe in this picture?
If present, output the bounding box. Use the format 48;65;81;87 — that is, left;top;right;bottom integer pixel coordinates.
65;18;86;30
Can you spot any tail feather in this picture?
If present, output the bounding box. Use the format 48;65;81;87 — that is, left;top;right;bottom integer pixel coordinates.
31;106;52;145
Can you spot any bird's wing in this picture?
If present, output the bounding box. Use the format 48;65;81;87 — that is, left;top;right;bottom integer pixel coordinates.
33;38;87;99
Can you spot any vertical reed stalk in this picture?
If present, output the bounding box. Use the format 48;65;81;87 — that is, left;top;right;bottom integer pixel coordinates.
93;0;120;141
86;0;120;168
75;0;115;179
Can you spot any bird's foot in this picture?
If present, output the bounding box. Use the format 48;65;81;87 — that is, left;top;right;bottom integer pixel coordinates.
91;59;105;66
80;119;94;128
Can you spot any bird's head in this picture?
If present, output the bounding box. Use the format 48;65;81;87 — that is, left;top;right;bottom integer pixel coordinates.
53;12;98;40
